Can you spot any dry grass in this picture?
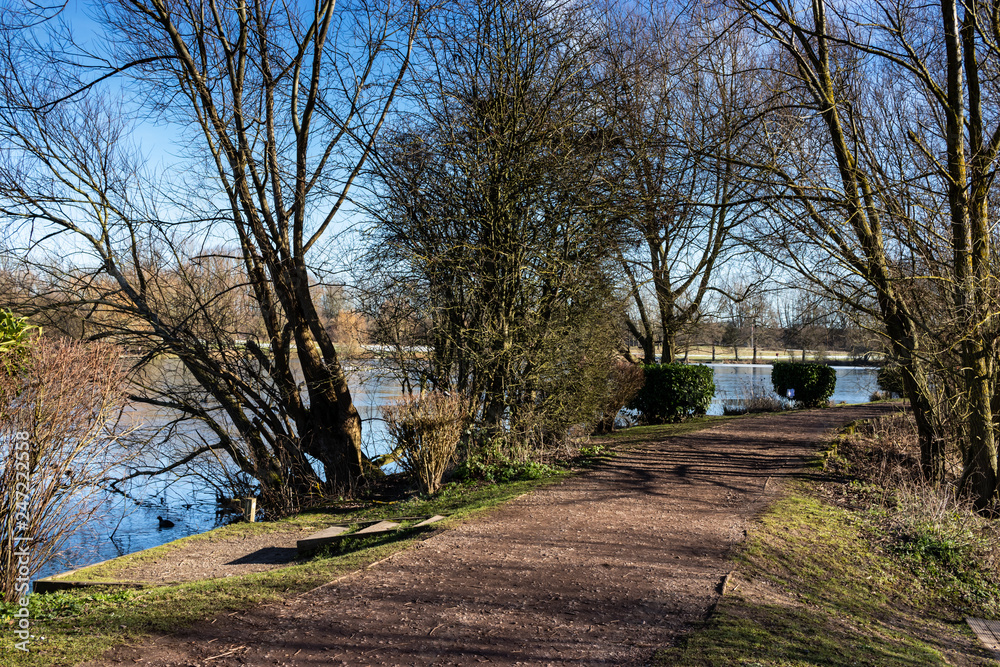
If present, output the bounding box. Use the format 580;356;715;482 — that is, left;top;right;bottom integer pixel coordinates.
381;391;465;494
720;377;788;415
825;411;1000;617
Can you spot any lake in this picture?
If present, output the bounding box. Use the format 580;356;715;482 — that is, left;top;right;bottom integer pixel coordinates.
706;364;879;414
34;363;878;584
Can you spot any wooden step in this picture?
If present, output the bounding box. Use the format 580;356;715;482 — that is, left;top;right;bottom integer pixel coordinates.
296;515;446;556
414;515;446;527
967;618;1000;660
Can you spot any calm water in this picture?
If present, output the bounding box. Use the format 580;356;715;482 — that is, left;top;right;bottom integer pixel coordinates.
34;363;405;583
706;364;879;415
35;363;877;584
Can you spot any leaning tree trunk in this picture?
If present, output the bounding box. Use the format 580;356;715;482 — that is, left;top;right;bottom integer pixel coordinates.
286;264;365;491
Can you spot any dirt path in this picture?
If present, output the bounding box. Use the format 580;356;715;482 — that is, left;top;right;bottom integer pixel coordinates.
88;404;898;666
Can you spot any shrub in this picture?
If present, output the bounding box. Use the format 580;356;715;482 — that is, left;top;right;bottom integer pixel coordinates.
593;359;646;434
381;392;465;495
877;362;906;397
0;338;129;603
0;309;39;374
721;377;788;415
451;457;560;484
771;361;836;408
628;363;715;424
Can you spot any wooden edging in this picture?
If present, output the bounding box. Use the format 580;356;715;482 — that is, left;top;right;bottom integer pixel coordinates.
966;617;1000;660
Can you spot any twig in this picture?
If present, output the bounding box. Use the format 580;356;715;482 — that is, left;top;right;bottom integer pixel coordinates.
205;645;246;661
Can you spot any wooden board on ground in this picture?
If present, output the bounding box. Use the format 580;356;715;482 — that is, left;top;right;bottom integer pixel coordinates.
296;515;449;556
414;515;446;527
34;579;148;594
295;525;350;553
967;617;1000;660
355;520;401;535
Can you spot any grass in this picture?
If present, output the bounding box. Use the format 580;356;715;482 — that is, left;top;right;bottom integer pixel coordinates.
654;413;999;666
0;474;569;666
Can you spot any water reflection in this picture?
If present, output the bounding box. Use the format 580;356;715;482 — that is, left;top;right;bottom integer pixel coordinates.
707;364;879;415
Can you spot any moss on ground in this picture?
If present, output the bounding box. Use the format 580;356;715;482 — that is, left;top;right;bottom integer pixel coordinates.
656;491;996;666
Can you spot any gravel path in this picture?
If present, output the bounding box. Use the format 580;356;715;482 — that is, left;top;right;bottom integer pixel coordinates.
88;404;898;666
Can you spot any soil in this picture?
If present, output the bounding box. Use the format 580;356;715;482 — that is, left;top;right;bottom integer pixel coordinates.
105;530;316;584
85;404;898;666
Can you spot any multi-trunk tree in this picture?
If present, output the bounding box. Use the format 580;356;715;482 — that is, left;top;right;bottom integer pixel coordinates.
363;0;623;456
601;6;765;364
0;0;423;510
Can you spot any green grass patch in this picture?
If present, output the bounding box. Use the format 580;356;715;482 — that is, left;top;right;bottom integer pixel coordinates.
656;490;995;666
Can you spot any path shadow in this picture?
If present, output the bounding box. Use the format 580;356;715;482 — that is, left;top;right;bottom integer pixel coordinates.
226;546;298;566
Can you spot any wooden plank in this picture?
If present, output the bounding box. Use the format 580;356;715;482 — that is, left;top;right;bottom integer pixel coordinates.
354;520;400;535
413;515;446;527
296;525;349;553
967;617;1000;660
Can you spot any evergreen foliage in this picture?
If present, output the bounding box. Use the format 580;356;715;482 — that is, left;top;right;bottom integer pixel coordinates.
629;363;715;424
771;361;836;408
876;363;905;397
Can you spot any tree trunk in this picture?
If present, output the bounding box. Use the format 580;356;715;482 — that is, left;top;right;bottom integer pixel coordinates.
961;347;997;509
660;337;677;364
887;312;946;484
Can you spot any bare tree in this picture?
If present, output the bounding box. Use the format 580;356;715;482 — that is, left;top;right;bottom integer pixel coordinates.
0;0;424;510
720;282;776;364
0;337;130;602
601;5;765;364
734;0;1000;507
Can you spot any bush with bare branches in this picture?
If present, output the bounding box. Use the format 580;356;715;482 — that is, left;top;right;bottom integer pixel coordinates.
381;392;465;495
721;378;788;416
593;360;645;434
0;338;129;602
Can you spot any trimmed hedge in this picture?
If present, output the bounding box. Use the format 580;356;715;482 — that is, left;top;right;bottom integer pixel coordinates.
628;363;715;424
771;361;836;408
